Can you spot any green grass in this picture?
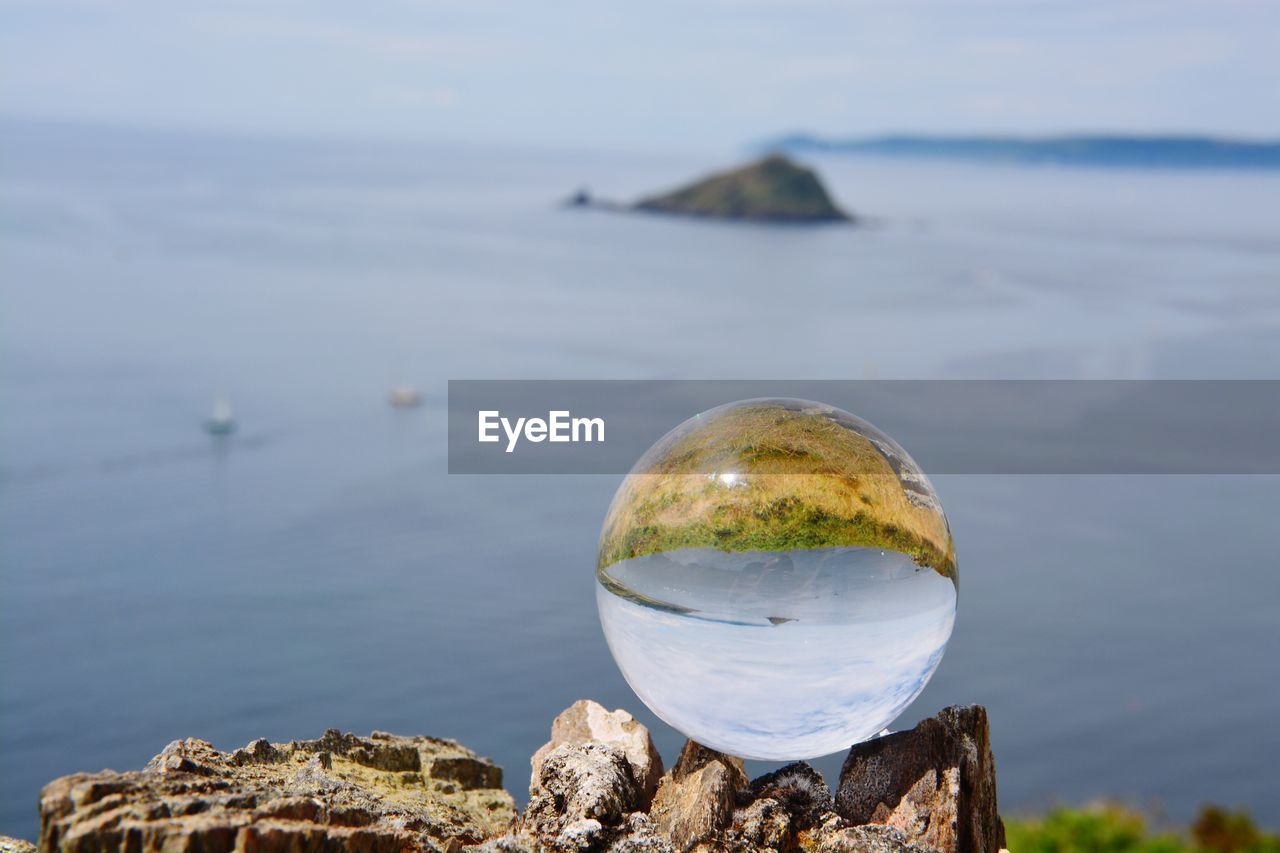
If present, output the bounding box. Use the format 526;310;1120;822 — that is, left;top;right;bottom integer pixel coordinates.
598;401;956;578
1005;805;1280;853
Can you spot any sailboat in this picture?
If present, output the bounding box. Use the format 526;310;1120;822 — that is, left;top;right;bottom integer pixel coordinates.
204;394;236;435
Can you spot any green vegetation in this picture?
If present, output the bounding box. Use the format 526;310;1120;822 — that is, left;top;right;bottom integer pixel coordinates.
598;401;956;578
1005;804;1280;853
634;154;851;222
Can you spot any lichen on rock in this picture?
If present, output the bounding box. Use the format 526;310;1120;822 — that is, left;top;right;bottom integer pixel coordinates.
39;729;515;852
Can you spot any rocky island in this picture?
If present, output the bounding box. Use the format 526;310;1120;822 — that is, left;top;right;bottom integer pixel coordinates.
568;154;852;224
23;702;1002;852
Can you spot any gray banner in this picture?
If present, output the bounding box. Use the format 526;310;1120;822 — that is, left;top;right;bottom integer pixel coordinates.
447;380;1280;474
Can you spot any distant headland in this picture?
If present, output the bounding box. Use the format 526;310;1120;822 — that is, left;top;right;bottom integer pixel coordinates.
765;133;1280;169
566;154;852;224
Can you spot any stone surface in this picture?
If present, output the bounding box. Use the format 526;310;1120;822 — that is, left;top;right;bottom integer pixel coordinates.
486;810;674;853
530;699;664;807
835;705;1005;853
30;703;1003;852
730;798;793;849
669;740;750;790
0;837;36;853
801;819;936;852
649;740;749;851
511;742;649;850
508;734;936;852
747;762;833;831
39;729;514;852
529;743;640;826
634;154;852;223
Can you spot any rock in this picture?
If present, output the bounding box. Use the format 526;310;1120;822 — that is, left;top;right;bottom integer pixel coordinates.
835;705;1005;852
32;702;1003;852
803;819;936;852
747;762;833;830
668;740;750;790
488;809;674;853
723;763;924;851
648;740;749;851
731;798;792;849
613;812;678;850
288;728;422;773
634;154;852;223
531;699;664;807
39;729;515;852
559;817;604;848
515;742;646;850
231;737;284;766
530;743;641;826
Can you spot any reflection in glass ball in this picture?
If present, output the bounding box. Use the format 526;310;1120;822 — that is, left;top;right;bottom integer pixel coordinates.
596;399;957;760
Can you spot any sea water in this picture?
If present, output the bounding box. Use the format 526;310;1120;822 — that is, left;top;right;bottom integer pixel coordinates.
597;546;957;760
6;123;1280;835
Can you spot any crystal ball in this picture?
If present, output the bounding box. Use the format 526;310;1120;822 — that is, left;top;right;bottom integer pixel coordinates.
596;398;957;760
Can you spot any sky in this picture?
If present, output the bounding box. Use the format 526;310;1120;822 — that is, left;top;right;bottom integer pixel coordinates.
2;0;1278;150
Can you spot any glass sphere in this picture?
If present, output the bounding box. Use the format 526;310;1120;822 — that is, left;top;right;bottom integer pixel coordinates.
596;398;957;760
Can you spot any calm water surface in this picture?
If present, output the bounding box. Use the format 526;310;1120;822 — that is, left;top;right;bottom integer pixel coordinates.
2;120;1279;838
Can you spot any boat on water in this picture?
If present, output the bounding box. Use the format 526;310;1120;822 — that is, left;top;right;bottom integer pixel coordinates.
388;385;423;408
205;395;236;435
